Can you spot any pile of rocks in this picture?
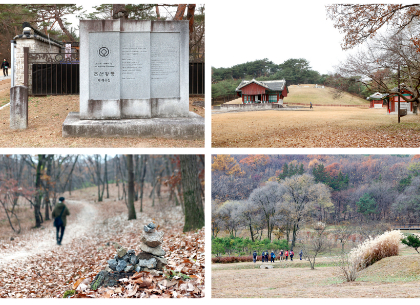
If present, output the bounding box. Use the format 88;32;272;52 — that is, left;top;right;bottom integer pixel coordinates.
105;222;168;274
91;223;168;289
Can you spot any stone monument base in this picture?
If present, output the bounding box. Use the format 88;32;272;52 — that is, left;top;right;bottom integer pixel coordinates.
62;112;204;140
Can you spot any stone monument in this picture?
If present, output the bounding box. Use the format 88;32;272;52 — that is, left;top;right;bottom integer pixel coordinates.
62;19;204;140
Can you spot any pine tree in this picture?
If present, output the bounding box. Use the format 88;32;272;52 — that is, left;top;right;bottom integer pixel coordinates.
401;234;420;254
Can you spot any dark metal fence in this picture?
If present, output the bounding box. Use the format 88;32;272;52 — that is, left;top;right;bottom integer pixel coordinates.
392;223;420;230
29;52;79;95
211;94;237;105
189;62;204;95
25;48;202;96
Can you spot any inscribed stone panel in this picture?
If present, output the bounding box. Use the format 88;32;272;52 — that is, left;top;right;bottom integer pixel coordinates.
89;32;120;100
150;33;180;98
120;32;150;99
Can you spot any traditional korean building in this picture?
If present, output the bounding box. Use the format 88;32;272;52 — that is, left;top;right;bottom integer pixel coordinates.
235;79;288;104
367;92;388;108
387;88;413;114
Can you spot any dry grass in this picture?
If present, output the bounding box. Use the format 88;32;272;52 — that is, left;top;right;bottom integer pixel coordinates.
222;84;368;106
286;85;369;105
212;107;420;147
0;79;10;107
212;254;420;298
0;84;204;147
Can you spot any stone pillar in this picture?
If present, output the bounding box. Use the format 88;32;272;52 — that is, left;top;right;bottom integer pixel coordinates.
10;86;28;129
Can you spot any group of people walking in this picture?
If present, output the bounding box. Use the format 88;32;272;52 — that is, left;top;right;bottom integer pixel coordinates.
252;249;304;263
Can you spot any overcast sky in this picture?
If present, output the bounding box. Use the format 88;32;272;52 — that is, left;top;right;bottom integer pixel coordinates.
207;2;354;75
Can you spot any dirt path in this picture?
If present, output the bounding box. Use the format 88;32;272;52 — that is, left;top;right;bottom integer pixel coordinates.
0;200;97;267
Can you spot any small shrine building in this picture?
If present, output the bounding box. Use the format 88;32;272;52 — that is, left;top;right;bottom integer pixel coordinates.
367;92;388;108
235;79;288;104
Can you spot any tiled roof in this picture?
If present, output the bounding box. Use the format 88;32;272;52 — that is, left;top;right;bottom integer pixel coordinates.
368;92;388;100
235;79;286;92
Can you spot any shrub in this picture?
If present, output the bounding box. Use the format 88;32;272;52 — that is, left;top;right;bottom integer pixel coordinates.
349;230;403;270
212;255;255;264
401;234;420;254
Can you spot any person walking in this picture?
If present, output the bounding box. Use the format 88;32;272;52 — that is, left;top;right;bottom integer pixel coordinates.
279;249;284;261
290;250;294;261
253;250;258;263
285;250;289;261
270;250;275;263
299;250;303;260
310;101;313;109
264;250;269;263
52;197;70;245
1;59;9;77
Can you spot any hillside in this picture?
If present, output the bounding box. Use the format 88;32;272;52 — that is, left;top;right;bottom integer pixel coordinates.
224;84;370;106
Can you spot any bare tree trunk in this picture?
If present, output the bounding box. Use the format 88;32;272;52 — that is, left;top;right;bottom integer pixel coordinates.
127;155;136;220
34;155;45;228
105;154;109;199
173;4;187;20
139;155;147;212
134;155;140;201
53;4;75;41
180;155;204;232
44;155;53;221
155;5;160;20
186;4;196;34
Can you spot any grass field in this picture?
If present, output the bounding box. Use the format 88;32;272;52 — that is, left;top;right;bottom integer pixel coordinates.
212;107;420;147
212;248;420;298
211;84;420;147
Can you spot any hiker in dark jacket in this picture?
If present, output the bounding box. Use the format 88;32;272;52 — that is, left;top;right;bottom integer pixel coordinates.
299;250;303;260
1;59;9;76
270;251;275;263
52;197;70;245
253;251;257;263
264;250;269;263
290;250;294;261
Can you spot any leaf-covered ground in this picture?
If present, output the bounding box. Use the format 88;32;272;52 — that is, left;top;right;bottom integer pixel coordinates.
212;107;420;147
0;186;205;298
0;85;204;147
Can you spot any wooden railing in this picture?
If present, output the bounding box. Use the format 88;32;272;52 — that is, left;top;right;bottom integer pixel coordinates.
283;102;369;107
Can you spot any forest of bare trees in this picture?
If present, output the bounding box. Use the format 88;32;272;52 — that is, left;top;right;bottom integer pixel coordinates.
212;155;420;243
0;154;205;235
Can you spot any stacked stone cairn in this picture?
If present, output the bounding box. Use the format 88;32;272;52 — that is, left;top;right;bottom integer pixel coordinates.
91;223;168;289
106;222;167;274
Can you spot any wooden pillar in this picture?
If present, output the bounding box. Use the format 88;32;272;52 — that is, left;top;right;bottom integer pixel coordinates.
277;92;279;102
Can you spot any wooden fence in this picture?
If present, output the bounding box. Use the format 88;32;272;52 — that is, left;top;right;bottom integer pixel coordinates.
284;102;369;107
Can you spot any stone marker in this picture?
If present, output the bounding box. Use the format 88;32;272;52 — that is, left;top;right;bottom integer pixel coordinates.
10;86;28;129
260;265;274;269
62;19;204;140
